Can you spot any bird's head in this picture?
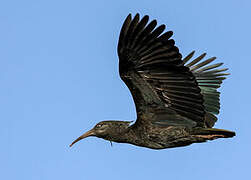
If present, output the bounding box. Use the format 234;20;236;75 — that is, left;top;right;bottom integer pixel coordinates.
70;121;132;147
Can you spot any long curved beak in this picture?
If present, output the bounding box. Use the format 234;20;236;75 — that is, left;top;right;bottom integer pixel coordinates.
70;129;95;147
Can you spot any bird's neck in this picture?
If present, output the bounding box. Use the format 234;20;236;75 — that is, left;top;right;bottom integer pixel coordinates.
103;126;137;144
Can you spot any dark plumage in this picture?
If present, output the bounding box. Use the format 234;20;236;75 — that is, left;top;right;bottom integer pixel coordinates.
70;14;235;149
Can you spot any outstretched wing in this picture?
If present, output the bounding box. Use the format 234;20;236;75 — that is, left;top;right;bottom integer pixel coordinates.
118;14;206;128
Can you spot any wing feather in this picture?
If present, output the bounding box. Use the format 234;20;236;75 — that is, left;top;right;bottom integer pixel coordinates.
183;52;229;127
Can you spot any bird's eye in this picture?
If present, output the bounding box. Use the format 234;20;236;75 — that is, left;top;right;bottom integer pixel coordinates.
96;124;103;128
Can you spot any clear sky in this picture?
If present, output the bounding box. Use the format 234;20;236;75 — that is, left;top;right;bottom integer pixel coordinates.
1;0;250;179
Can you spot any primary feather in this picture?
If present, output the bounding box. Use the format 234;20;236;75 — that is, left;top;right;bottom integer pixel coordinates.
182;53;229;127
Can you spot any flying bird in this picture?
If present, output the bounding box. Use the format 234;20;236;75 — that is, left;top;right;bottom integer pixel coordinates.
70;13;235;149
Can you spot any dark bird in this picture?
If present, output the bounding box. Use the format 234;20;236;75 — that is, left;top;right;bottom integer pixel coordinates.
70;14;235;149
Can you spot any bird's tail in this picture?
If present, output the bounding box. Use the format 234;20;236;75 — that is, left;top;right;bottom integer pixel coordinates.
192;128;236;139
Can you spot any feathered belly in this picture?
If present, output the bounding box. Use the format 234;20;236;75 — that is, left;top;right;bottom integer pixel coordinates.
128;125;192;149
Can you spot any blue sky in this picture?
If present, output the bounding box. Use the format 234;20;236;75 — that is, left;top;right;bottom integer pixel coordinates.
1;0;250;179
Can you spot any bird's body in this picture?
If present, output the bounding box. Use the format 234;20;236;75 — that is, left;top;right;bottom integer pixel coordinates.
85;120;233;149
70;13;235;149
96;121;191;149
95;121;191;149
